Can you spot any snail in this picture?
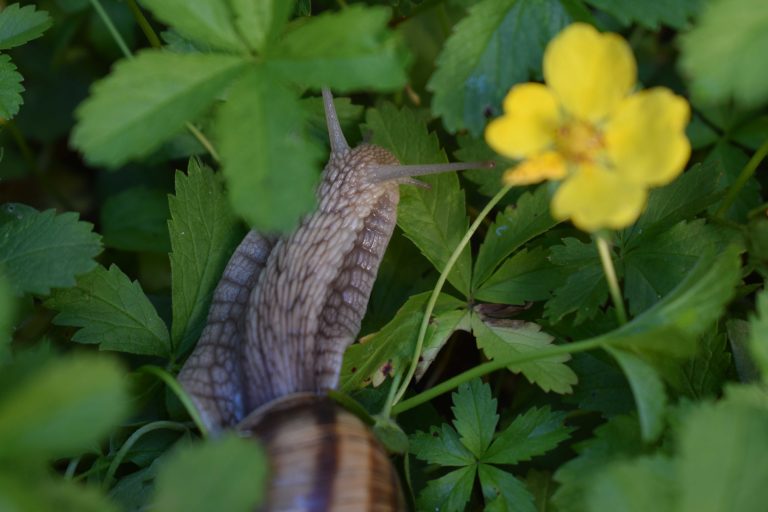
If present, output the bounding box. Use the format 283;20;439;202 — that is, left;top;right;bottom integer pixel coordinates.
178;88;490;511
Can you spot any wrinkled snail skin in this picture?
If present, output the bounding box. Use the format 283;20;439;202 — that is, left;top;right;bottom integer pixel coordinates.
178;87;487;511
238;394;405;512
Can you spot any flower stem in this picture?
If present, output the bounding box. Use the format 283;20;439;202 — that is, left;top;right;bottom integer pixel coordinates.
89;0;132;60
126;0;162;48
596;234;627;325
137;365;209;438
389;184;513;410
716;137;768;218
391;335;605;415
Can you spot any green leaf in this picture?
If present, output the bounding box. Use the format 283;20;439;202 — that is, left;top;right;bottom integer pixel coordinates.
678;392;768;512
552;416;645;512
475;247;566;305
483;406;571;465
704;142;759;222
0;273;14;361
169;160;243;355
471;313;577;393
411;424;476;466
416;308;471;380
268;5;407;91
663;330;731;398
0;3;52;50
364;102;472;295
0;473;120;512
479;464;536;512
216;67;323;232
428;0;571;134
72;51;247;167
750;289;768;381
231;0;294;52
0;354;129;459
101;187;171;253
451;380;499;458
606;348;667;442
680;0;768;107
585;456;676;512
46;265;171;357
0;208;101;296
152;435;267;512
562;353;634;417
544;238;606;324
600;246;741;358
585;0;700;28
473;186;559;289
340;292;465;390
141;0;245;52
0;54;23;119
622;221;740;316
417;465;476;512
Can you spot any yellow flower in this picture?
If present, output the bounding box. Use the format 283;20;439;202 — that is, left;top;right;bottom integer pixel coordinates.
485;23;691;232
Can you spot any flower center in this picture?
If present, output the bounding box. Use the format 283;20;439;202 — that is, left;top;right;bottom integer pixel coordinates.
555;120;605;165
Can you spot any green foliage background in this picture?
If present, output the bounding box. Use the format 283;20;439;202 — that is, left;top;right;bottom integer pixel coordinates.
1;0;767;510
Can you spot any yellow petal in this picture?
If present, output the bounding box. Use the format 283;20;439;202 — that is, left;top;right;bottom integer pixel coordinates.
604;88;691;186
485;83;560;159
551;164;647;231
503;151;567;186
544;23;636;123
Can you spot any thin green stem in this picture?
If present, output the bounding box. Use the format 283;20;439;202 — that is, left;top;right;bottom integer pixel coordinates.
137;365;209;438
126;0;162;48
186;122;221;163
89;0;132;59
390;184;513;409
64;457;81;480
596;234;627;325
103;420;189;490
716;137;768;218
391;335;606;415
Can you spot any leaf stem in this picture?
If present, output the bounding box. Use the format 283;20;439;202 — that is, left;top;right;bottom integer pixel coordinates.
89;0;132;60
392;335;605;415
596;233;627;325
185;122;221;163
103;420;189;490
137;365;209;438
716;137;768;218
126;0;162;48
390;184;513;409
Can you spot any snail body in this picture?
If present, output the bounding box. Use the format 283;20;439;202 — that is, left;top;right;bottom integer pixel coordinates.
178;88;489;511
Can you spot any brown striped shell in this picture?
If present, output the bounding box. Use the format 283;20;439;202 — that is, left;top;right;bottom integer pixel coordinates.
238;394;405;512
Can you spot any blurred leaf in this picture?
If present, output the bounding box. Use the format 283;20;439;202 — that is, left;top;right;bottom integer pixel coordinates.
545;238;606;324
141;0;245;52
0;472;120;512
678;391;768;512
585;456;675;512
0;54;23;119
475;247;566;304
429;0;571;135
72;51;247;167
230;0;293;52
0;273;13;361
585;0;700;28
340;292;465;390
607;348;667;442
749;289;768;381
562;353;634;417
665;330;731;398
411;423;476;466
0;355;128;459
0;3;52;50
480;464;536;512
268;5;407;91
364;102;472;295
704;142;759;222
451;380;499;458
484;406;572;465
216;67;323;232
101;187;171;253
416;465;476;512
169;160;243;355
472;313;577;393
152;435;266;512
473;186;559;289
680;0;768;107
0;208;101;296
46;265;170;357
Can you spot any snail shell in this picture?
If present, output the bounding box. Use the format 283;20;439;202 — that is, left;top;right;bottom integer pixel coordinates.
238;393;405;512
